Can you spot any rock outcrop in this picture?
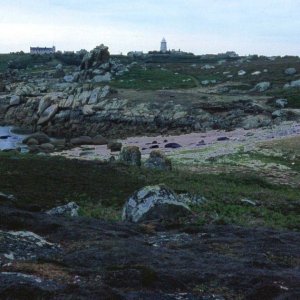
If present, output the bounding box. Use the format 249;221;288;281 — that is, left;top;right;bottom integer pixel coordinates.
119;146;141;166
1;205;300;299
46;202;79;217
122;185;191;223
144;150;172;171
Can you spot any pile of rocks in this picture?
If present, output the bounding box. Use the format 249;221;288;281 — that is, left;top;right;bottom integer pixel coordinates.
73;44;128;83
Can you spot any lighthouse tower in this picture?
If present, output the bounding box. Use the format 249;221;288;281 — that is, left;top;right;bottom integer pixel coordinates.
160;38;167;53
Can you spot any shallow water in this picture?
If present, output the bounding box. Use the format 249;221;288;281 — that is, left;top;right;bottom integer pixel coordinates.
0;126;28;151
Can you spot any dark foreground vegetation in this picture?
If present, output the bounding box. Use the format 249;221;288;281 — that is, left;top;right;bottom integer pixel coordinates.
1;152;299;230
0;152;300;299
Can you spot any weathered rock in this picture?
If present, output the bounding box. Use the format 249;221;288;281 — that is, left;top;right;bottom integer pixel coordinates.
93;72;112;83
275;98;288;108
107;141;122;152
272;109;286;118
28;145;40;154
37;96;52;115
217;136;229;141
46;202;79;217
241;115;272;129
9;95;21;106
51;139;66;148
15;84;35;97
100;85;111;98
26;138;39;146
37;104;58;125
92;135;107;145
285;67;297;75
80;44;110;71
39;143;55;152
253;82;271;92
82;105;95;116
119;146;141;166
23;133;50;145
0;272;63;299
164;142;182;149
0;229;61;263
284;79;300;89
88;88;100;104
1;206;300;299
63;75;74;82
122;185;191;223
53;67;65;78
290;80;300;88
144;150;172;171
70;136;93;145
251;71;261;76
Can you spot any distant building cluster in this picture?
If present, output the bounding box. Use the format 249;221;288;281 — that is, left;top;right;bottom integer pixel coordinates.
30;46;56;55
126;38;240;63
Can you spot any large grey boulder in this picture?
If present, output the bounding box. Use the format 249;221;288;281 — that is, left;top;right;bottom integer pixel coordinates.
37;96;52;115
144;150;172;171
15;84;35;97
241;115;272;130
290;80;300;88
93;72;112;83
275;99;288;108
285;68;297;75
70;136;93;145
119;146;141;166
9;95;21;106
63;75;74;82
284;80;300;89
37;104;58;125
88;88;101;104
107;141;122;152
100;85;111;98
252;82;271;92
272;110;285;118
46;202;79;217
80;44;110;70
122;185;191;223
23;132;50;145
92;135;107;145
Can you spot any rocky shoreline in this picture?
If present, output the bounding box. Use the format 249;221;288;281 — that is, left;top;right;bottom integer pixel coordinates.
1;45;300;140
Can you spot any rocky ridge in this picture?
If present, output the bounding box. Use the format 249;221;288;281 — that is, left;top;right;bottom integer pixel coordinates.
1;45;300;139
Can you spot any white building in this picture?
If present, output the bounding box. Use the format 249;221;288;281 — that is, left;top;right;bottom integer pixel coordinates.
160;38;167;53
30;46;56;55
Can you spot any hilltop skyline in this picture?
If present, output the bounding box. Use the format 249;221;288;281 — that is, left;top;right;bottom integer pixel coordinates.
0;0;299;56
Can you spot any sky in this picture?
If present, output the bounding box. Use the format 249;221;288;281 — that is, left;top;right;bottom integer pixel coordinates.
0;0;299;56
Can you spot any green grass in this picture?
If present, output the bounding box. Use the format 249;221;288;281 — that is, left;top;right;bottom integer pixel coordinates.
110;65;196;90
193;202;300;230
267;88;300;108
0;152;299;229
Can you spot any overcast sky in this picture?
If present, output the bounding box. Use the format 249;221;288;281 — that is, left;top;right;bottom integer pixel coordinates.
0;0;299;55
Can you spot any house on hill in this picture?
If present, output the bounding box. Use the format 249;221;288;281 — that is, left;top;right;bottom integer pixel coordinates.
30;46;56;55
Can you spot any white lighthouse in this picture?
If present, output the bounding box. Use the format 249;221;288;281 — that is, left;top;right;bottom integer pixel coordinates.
160;38;167;53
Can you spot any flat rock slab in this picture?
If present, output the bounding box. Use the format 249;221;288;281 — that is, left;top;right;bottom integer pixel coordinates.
0;206;299;299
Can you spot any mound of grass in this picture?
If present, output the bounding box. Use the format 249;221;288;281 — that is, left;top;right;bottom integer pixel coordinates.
111;65;196;90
